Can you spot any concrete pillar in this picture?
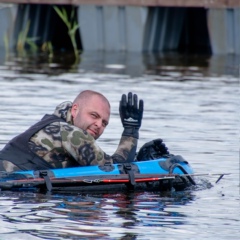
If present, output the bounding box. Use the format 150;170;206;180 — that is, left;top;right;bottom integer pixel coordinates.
125;6;148;52
208;8;240;54
103;6;121;51
77;5;101;51
0;4;18;49
77;5;147;52
233;8;240;54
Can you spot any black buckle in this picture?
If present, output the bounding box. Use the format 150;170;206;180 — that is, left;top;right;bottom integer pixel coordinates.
98;161;115;172
39;170;52;192
123;163;135;187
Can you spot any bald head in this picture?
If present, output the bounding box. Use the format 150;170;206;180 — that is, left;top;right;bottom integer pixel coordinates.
71;90;111;139
73;90;110;109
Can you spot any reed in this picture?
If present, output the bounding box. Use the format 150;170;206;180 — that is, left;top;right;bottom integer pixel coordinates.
53;6;80;59
42;41;54;59
16;20;38;54
3;32;9;59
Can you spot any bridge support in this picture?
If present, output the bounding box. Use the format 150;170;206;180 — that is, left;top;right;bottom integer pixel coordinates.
0;4;17;50
0;3;240;54
78;5;148;52
207;8;240;54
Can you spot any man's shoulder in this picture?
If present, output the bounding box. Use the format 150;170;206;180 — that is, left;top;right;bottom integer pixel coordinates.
53;101;72;121
59;122;94;142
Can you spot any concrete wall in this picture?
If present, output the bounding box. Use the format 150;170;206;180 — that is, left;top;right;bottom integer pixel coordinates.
208;8;240;54
78;5;240;54
0;4;17;49
78;5;148;52
0;3;240;54
77;6;187;52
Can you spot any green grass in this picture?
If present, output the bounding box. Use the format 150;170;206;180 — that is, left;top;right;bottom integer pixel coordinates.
17;21;38;52
53;6;80;59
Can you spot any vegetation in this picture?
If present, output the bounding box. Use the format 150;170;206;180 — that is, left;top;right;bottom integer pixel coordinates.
41;41;54;59
3;6;80;64
3;32;9;58
53;6;80;60
16;20;38;53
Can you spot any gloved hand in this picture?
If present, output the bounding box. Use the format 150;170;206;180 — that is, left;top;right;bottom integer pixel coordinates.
136;138;170;161
153;139;169;155
119;92;144;139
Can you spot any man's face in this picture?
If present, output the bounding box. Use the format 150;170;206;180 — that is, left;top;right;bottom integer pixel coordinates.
71;95;110;139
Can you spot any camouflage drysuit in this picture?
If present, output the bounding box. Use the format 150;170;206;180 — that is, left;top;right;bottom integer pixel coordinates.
0;102;138;172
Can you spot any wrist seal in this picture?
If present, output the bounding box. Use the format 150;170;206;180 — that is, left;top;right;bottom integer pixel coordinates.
122;127;139;139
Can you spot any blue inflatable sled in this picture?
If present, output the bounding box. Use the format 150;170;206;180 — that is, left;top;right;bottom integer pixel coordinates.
0;154;196;193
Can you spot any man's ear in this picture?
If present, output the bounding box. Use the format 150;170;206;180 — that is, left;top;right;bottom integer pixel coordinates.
71;104;78;118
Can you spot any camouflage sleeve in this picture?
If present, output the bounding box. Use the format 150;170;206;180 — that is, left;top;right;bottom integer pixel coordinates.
111;136;137;164
60;122;137;166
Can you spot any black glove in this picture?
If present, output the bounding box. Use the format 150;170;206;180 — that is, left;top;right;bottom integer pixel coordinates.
136;138;170;161
153;139;169;155
119;92;144;139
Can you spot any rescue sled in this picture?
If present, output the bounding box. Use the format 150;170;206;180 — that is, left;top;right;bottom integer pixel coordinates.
0;155;197;193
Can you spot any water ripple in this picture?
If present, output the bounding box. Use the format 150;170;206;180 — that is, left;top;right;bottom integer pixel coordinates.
0;53;239;239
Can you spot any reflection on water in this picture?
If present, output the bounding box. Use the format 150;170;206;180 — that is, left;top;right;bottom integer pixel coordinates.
0;51;239;239
1;50;239;77
0;191;196;239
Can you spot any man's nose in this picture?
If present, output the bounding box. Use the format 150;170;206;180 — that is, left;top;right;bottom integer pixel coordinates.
95;119;102;128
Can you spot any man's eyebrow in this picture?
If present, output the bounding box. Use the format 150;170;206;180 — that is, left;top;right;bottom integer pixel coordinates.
91;111;100;117
90;111;109;124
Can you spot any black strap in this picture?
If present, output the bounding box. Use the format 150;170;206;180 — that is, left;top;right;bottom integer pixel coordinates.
159;155;188;171
39;170;52;192
123;163;136;187
169;163;196;186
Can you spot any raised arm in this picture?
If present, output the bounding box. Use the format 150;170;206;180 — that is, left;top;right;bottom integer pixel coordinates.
61;92;144;166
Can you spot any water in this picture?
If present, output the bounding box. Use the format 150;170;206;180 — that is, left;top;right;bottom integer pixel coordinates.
0;51;239;239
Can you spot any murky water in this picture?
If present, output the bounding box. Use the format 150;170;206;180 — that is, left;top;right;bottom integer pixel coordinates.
0;51;239;239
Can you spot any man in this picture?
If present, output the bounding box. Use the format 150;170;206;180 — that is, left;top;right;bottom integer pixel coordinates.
0;90;143;172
